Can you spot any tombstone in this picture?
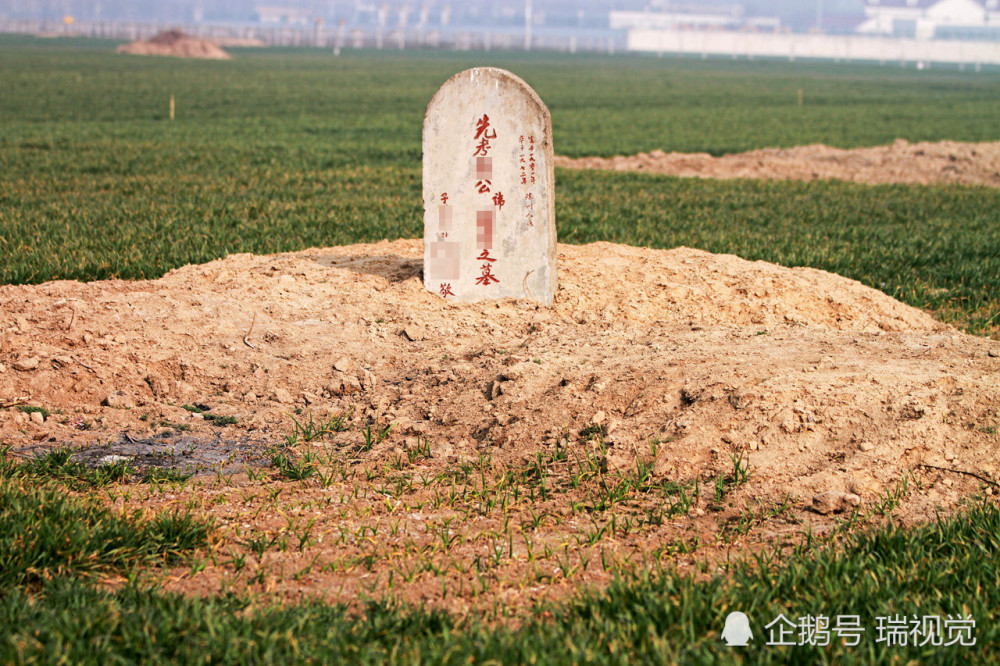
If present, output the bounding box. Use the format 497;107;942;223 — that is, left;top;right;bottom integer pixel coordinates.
423;67;556;305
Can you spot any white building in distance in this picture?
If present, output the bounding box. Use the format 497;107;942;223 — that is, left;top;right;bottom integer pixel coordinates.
609;5;780;33
856;0;1000;39
254;5;313;25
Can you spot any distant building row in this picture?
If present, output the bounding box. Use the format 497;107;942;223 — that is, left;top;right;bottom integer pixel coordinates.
857;0;1000;40
611;0;1000;41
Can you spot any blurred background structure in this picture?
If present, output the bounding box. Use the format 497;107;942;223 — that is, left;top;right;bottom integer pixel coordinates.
2;0;999;63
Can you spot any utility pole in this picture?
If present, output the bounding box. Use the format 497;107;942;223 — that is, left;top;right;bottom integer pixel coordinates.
524;0;532;51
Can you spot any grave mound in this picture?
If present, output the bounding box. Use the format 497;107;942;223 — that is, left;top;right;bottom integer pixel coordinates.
116;29;231;60
2;239;997;506
3;240;998;607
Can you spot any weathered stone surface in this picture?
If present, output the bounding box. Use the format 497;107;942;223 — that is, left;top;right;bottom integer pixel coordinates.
12;357;40;372
272;388;294;404
102;391;135;409
423;67;557;305
811;490;861;515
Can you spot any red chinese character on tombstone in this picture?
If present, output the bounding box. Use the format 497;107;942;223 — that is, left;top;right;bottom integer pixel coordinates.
475;179;492;194
475;115;497;141
473;137;492;157
492;192;505;210
439;282;455;298
476;263;500;285
440;193;449;204
477;249;497;262
473;114;497;156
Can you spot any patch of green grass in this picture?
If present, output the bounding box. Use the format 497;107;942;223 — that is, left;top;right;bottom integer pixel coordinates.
182;404;238;427
141;467;193;484
0;477;212;589
4;446;136;488
360;415;394;452
204;414;238;427
2;445;194;488
269;448;319;481
1;495;997;663
15;405;50;419
579;423;608;441
289;410;352;442
270;411;353;480
157;420;192;433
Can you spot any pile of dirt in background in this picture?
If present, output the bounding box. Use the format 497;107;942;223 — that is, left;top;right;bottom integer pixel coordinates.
116;29;231;60
557;139;1000;187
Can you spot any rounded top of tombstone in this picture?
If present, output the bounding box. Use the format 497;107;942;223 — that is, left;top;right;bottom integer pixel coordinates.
424;67;551;129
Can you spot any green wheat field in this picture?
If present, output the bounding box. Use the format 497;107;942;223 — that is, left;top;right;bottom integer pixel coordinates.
1;35;999;663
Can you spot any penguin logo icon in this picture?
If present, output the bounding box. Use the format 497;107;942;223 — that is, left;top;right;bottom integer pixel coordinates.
721;611;753;646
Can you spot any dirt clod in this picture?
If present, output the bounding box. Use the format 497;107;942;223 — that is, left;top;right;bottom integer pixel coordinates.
12;357;40;372
812;490;862;515
102;392;134;409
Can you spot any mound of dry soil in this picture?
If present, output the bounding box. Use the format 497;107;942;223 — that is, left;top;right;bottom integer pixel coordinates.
116;29;231;60
556;139;1000;187
5;240;1000;608
2;240;998;502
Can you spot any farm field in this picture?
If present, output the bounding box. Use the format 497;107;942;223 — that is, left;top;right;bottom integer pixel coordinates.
1;37;1000;663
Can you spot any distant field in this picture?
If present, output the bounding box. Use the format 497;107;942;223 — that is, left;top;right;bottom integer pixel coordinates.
1;36;998;337
4;36;1000;153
